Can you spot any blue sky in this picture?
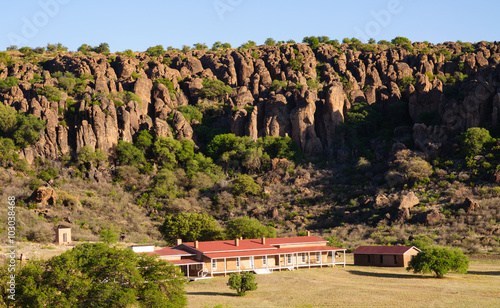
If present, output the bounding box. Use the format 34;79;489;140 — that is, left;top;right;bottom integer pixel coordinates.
0;0;498;52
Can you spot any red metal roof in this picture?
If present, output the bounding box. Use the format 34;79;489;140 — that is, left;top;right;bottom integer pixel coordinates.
181;239;276;253
266;236;329;246
168;259;203;266
147;247;195;257
205;245;345;259
181;236;329;253
352;246;420;255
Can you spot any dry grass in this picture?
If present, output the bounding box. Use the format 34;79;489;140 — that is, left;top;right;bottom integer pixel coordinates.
185;256;500;308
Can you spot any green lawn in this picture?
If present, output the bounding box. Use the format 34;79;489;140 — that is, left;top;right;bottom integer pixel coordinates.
185;258;500;307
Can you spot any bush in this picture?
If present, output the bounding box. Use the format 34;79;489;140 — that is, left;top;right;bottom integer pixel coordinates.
116;140;146;166
227;272;258;296
99;228;118;244
135;130;153;151
77;145;107;166
159;212;223;245
177;105;203;123
232;174;260;196
108;91;142;106
240;40;256;49
398;76;415;92
264;38;276;46
211;41;232;50
199;78;233;100
193;43;208;50
407;246;469;278
459;127;494;157
0;76;19;91
391;36;411;45
270;79;287;91
225;217;277;239
36;86;63;102
146;45;165;57
11;113;46;148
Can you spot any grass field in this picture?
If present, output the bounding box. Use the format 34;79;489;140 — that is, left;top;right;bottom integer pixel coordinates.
185;256;500;308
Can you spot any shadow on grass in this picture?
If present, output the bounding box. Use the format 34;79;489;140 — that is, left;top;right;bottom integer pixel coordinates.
467;271;500;276
187;291;238;297
347;270;435;279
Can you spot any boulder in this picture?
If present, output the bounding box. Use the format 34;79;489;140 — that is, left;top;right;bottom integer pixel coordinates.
398;192;419;209
463;197;480;213
29;187;57;206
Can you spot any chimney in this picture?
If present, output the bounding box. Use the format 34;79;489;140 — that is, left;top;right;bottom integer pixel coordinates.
239;236;243;240
235;238;240;246
175;239;182;246
307;231;311;236
261;237;266;245
194;241;199;249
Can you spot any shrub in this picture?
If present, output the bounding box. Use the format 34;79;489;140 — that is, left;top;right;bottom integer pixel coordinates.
264;38;276;46
459;127;494;157
391;36;411;45
108;91;142;106
77;145;107;166
145;45;165;57
115;140;146;166
11;113;46;148
93;42;110;54
177;105;203;123
288;55;303;71
407;246;469;278
99;228;118;244
227;272;258;296
135;130;153;151
232;174;260;196
270;79;287;91
131;72;142;80
398;76;415;92
225;217;277;239
154;78;177;99
0;76;19;91
198;78;233;100
36;86;63;102
240;40;256;49
193;43;208;50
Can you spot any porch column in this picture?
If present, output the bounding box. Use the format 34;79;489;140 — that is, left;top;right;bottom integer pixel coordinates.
279;254;281;272
308;252;311;269
343;250;346;267
224;258;227;277
320;252;323;268
331;251;334;268
295;253;298;270
187;265;190;279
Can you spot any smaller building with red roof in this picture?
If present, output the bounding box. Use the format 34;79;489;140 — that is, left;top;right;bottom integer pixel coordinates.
352;246;420;267
137;233;346;279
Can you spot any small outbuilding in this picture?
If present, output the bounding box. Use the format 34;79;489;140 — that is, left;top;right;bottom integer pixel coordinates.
352;246;420;267
55;225;72;245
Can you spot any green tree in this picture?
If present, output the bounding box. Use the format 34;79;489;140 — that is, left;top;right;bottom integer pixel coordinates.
459;127;494;157
12;113;46;148
77;43;92;54
146;45;165;57
225;217;276;239
77;145;107;166
93;42;110;54
198;78;233;100
232;174;260;196
15;243;186;307
0;76;19;91
0;102;17;133
116;140;146;166
159;212;223;245
240;40;256;49
391;36;411;45
135;129;153;151
193;43;208;50
264;38;276;46
407;246;469;278
99;228;118;244
227;272;258;296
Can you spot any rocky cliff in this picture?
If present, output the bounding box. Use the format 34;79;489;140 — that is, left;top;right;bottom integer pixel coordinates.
2;41;500;163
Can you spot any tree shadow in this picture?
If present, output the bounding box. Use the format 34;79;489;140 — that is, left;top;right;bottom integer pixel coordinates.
467;271;500;276
347;269;435;279
187;291;238;297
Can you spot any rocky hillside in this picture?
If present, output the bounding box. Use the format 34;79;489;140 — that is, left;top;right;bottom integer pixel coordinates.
1;40;499;254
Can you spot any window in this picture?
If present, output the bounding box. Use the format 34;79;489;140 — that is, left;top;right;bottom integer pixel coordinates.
380;255;383;264
262;256;267;266
368;255;371;263
236;258;240;268
301;253;307;263
394;255;397;264
287;254;293;265
212;259;217;270
315;252;321;263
